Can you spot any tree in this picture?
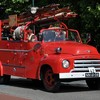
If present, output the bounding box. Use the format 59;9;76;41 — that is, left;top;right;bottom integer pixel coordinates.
0;0;31;19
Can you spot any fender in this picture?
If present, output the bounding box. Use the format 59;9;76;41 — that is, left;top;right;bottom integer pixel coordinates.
0;61;3;76
37;55;61;79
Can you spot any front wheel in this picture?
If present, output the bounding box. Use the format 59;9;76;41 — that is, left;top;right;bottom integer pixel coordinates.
86;79;100;90
42;68;60;92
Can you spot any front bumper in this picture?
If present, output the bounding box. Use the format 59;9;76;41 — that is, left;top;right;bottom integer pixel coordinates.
59;72;100;79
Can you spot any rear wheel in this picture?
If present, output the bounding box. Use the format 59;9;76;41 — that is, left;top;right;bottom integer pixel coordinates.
0;75;11;84
86;79;100;90
42;68;60;92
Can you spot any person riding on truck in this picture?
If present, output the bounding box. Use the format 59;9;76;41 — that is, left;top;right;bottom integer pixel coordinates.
13;25;25;40
13;25;37;41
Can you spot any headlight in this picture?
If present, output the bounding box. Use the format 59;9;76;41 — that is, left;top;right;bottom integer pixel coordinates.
62;60;69;68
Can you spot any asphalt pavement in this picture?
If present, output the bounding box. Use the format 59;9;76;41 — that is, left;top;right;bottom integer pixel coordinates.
0;76;100;100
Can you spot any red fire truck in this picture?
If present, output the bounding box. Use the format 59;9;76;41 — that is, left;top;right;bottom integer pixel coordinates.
0;4;100;92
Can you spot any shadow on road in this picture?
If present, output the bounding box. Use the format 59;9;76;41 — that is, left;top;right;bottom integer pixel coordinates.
59;82;89;93
1;77;91;93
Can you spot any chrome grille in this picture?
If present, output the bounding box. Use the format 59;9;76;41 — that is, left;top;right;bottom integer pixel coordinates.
72;60;100;72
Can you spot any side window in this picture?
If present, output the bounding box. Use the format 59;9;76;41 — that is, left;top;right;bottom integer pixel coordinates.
68;30;80;42
68;31;76;41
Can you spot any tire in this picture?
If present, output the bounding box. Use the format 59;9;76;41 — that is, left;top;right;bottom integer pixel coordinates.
86;79;100;90
0;76;3;84
3;75;11;84
42;68;60;92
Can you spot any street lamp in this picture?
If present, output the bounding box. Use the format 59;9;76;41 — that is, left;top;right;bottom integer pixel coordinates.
31;0;38;14
32;0;34;7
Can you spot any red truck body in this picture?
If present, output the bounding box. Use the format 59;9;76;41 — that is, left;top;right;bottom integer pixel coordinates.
0;4;100;92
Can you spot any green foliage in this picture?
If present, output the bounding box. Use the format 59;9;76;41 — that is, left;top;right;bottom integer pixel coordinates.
12;0;29;3
0;0;31;18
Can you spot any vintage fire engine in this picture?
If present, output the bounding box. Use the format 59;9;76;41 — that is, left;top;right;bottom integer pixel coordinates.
0;4;100;92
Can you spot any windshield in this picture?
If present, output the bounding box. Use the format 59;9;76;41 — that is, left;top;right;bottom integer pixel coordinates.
41;29;81;42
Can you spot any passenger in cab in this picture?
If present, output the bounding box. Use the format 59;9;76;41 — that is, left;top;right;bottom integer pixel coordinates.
27;28;37;42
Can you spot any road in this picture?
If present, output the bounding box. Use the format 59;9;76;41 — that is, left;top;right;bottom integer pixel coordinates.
0;76;100;100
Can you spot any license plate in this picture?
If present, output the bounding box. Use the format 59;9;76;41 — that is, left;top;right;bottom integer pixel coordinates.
85;73;99;78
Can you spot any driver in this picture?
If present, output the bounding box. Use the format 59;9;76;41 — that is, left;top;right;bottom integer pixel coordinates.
55;30;66;41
